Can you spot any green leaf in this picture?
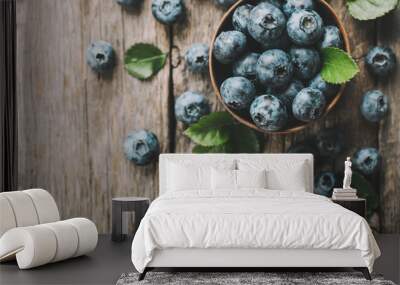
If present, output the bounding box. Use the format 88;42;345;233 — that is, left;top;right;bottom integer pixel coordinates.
184;112;234;147
351;171;379;219
347;0;398;21
321;47;360;84
192;143;234;153
229;124;260;153
124;43;167;80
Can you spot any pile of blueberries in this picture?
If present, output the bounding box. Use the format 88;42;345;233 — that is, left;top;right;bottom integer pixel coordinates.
212;0;346;132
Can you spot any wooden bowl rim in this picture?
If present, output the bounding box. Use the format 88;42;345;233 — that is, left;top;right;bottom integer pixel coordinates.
209;0;351;135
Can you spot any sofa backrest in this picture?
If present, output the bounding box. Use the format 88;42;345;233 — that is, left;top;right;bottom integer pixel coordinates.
0;189;60;237
159;153;314;195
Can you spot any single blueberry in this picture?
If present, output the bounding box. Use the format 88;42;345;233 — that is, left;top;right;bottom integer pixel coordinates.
213;31;247;64
287;9;323;46
292;87;326;122
175;91;210;125
123;130;160;166
360;90;389;123
86;41;116;74
275;79;304;111
220;76;256;110
214;0;237;9
151;0;184;25
316;128;344;157
282;0;314;17
185;43;209;73
314;171;336;197
116;0;142;8
247;2;286;45
232;4;254;34
256;49;293;89
250;94;288;131
233;52;260;82
309;73;340;101
318;25;342;49
365;46;397;78
353;147;381;176
290;46;321;81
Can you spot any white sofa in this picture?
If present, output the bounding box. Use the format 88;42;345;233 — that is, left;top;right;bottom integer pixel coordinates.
0;189;98;269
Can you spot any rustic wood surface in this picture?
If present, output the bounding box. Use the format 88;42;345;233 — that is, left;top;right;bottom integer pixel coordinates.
16;0;399;233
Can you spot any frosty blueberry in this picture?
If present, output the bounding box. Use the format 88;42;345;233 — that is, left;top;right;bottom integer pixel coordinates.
232;4;254;34
123;130;160;166
309;73;340;101
360;90;389;123
116;0;142;8
175;91;210;125
214;0;237;9
318;25;342;49
282;0;314;17
220;76;256;110
287;9;323;46
233;52;260;82
292;87;326;122
151;0;184;25
353;147;381;176
290;46;321;80
256;49;293;89
316;128;344;157
213;31;247;64
365;46;397;78
86;41;116;74
250;94;288;131
185;43;209;73
247;2;286;45
275;79;304;110
314;171;336;197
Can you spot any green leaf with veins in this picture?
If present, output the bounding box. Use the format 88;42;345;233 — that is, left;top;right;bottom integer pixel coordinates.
347;0;398;21
321;47;360;84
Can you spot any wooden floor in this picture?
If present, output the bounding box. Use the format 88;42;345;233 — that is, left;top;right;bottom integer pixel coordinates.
0;235;398;285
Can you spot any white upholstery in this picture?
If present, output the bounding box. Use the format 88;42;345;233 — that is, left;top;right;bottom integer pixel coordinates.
0;189;97;269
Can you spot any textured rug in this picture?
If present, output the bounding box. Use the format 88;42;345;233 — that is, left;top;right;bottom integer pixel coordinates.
116;272;396;285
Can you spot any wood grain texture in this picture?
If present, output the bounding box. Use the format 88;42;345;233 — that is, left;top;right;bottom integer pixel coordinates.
377;9;400;233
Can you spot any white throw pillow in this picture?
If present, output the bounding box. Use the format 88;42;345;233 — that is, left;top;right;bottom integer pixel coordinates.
211;168;236;190
236;169;267;189
211;169;267;191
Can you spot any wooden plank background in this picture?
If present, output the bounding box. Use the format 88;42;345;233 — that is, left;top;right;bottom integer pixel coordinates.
16;0;399;233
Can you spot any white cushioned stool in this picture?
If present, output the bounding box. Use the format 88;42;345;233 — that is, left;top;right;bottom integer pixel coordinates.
0;189;98;269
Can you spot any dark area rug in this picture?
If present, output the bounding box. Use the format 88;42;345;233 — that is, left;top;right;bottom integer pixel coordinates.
116;272;396;285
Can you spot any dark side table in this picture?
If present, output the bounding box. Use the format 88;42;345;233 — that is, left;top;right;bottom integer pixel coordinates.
332;198;366;218
112;197;150;242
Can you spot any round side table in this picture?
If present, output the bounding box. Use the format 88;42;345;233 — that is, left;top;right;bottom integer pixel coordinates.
111;197;150;242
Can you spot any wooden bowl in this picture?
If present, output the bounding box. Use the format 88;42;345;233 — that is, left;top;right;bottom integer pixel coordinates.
209;0;350;134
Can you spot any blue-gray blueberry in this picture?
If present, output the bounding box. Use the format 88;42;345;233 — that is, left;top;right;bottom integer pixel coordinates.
232;4;254;34
213;31;247;64
275;79;304;111
292;87;326;122
151;0;184;25
316;128;344;157
175;91;210;125
250;94;288;131
185;43;209;73
233;52;260;82
86;41;116;73
353;147;380;176
282;0;314;17
309;73;340;101
123;130;160;166
360;90;389;123
290;46;321;80
287;9;323;46
365;46;396;78
220;76;256;110
319;25;342;49
314;171;336;197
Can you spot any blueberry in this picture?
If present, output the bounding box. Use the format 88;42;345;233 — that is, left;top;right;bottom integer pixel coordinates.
365;46;397;78
287;9;323;46
232;4;254;34
314;171;336;197
309;73;340;101
275;79;304;110
261;30;291;50
256;49;293;89
175;91;210;125
292;87;326;122
116;0;142;8
353;147;381;176
360;90;389;123
185;43;209;73
290;46;321;81
213;31;247;64
316;128;344;157
282;0;314;17
123;130;160;166
233;52;260;82
250;94;288;131
220;77;256;110
247;2;286;45
151;0;184;25
318;25;342;49
86;41;116;73
214;0;237;9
